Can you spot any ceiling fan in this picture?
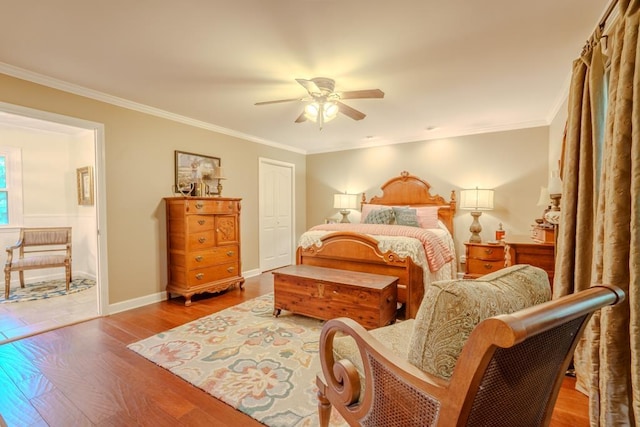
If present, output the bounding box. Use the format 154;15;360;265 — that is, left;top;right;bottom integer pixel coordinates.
255;77;384;128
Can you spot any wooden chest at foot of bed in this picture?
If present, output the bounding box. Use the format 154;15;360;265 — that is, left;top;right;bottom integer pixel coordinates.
272;265;398;329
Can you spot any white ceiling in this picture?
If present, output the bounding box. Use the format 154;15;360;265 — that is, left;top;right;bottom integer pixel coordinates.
0;1;609;154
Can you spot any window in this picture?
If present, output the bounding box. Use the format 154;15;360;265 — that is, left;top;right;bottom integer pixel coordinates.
0;146;23;227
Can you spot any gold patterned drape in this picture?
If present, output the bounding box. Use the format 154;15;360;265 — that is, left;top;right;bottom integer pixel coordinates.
555;0;639;424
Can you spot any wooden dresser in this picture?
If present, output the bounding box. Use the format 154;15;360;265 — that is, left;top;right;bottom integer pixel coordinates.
464;242;505;279
165;197;244;305
464;239;556;286
504;238;555;287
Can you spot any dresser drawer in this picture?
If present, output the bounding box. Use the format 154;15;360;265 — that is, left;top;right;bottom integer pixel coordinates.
187;215;214;231
185;246;239;270
187;199;239;215
187;262;240;286
467;258;504;275
187;231;216;251
467;245;503;261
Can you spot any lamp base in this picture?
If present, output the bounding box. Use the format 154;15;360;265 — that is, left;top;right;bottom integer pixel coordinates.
468;211;483;243
339;209;351;223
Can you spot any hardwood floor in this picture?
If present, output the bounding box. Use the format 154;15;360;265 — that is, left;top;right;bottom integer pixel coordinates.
0;273;589;426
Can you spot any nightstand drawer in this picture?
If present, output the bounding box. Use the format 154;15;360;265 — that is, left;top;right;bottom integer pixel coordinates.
467;258;504;275
467;245;503;261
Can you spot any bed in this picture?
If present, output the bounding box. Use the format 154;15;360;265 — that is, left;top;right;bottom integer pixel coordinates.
296;171;457;318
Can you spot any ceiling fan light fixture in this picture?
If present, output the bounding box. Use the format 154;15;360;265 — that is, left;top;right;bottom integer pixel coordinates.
304;101;339;123
324;102;339;121
304;102;320;122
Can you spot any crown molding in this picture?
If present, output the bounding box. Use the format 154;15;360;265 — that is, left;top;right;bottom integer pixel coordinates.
0;62;307;155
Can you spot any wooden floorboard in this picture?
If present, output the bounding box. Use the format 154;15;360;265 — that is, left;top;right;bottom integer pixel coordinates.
0;272;589;426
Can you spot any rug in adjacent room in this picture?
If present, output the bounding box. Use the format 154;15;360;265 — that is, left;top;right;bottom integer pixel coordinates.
128;293;348;427
0;278;96;303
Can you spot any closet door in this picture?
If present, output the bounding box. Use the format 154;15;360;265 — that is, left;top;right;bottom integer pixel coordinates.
259;159;294;271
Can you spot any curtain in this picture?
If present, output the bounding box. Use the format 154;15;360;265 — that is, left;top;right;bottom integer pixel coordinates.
556;0;639;424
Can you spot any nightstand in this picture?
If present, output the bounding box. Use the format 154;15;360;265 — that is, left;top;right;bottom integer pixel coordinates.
464;242;505;279
504;238;555;287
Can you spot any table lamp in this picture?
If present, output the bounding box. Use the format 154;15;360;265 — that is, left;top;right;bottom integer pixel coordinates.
460;187;494;243
333;193;358;223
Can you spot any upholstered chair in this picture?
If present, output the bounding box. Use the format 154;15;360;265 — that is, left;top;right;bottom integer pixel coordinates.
4;227;72;299
316;264;625;426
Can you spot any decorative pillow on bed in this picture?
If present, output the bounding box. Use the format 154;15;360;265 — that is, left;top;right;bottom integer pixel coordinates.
392;207;420;227
360;204;385;223
414;206;440;229
364;207;394;224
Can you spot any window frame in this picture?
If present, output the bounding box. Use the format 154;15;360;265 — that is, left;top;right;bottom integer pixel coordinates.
0;146;24;228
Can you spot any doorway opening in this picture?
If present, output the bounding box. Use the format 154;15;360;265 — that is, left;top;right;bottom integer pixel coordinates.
0;102;107;343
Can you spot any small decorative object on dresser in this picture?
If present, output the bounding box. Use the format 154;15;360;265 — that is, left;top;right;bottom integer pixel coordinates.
464;242;505;279
164;197;244;306
531;224;555;244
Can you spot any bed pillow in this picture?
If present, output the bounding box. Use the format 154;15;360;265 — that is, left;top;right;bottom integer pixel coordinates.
364;207;394;224
414;206;440;229
392;207;420;227
360;204;385;223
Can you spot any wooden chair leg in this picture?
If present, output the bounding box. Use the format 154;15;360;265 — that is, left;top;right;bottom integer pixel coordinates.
4;269;9;300
317;388;332;427
19;271;25;288
65;265;71;291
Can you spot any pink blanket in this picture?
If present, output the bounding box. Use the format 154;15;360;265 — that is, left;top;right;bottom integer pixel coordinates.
309;223;453;272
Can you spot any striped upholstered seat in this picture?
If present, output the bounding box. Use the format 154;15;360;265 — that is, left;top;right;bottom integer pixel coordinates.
4;227;72;299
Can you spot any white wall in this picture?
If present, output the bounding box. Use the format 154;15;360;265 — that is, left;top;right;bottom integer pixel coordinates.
0;123;97;283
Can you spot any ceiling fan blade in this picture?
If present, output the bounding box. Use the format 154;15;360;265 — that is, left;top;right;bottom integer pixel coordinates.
337;102;366;121
339;89;385;100
294;111;307;123
255;98;305;106
296;78;321;95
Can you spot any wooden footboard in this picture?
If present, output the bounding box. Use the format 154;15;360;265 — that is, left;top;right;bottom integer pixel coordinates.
296;232;424;318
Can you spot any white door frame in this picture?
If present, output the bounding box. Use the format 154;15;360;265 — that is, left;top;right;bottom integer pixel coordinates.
0;101;109;315
258;157;296;271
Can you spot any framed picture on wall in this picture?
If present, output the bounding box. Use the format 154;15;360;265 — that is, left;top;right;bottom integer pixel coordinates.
174;151;221;196
76;166;94;206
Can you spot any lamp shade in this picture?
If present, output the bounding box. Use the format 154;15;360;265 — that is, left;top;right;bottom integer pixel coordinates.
212;166;226;180
537;186;550;206
333;193;358;210
460;188;494;211
548;171;562;196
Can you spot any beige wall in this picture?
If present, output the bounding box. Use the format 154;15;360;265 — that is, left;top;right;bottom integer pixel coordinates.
0;73;307;305
306;127;550;264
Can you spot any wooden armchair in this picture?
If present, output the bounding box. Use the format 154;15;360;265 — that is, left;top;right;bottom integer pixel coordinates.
4;227;72;299
317;265;625;426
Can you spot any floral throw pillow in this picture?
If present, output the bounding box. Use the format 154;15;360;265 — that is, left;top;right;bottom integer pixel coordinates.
364;208;394;224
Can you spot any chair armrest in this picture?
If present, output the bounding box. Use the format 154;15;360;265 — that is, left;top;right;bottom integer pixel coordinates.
5;240;22;265
318;317;449;424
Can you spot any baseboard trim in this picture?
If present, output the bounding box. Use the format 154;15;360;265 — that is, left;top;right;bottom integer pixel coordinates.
107;268;263;315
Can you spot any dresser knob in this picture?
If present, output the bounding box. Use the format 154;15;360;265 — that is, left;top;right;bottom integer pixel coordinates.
198;237;206;243
195;202;204;209
195;256;203;262
483;248;494;255
483;263;493;270
227;267;235;273
197;220;205;225
226;251;234;257
195;273;204;280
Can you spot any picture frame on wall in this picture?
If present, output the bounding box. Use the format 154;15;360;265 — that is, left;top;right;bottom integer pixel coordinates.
174;150;221;196
76;166;94;206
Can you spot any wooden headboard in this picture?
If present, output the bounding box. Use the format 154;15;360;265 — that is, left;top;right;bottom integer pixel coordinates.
361;171;456;235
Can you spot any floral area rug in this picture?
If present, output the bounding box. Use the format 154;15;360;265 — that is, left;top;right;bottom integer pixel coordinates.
128;293;347;427
0;278;96;303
